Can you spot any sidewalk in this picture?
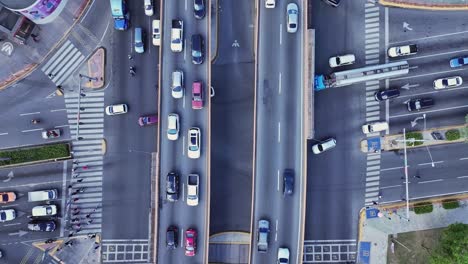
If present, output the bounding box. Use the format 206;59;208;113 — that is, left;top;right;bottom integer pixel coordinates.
0;0;91;90
379;0;468;10
33;234;101;263
358;197;468;264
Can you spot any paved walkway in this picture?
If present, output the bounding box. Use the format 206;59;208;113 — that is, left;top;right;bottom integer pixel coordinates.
0;0;91;90
358;197;468;264
380;0;468;9
33;234;101;263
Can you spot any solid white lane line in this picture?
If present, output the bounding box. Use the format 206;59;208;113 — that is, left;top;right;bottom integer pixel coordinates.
20;112;40;116
457;175;468;179
51;109;67;112
460;157;468;160
399;86;468;99
279;24;282;45
184;39;187;61
183;93;186;108
279;73;282;94
418;161;444;166
379;184;402;189
278;122;281;143
182;183;185;201
22;129;43;133
275;219;278;242
182;136;185;156
0;133;8;136
389;29;468;45
55;125;70;128
418;179;443;184
390;104;468;119
277;170;280;191
185;0;187;10
380;166;405;172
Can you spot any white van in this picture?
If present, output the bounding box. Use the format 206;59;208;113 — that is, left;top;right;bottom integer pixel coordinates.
28;189;58;202
32;205;57;217
152;20;161;46
362;122;389;134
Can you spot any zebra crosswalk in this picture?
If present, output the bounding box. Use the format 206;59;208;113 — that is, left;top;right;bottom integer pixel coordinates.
65;91;105;235
42;39;85;86
303;240;357;263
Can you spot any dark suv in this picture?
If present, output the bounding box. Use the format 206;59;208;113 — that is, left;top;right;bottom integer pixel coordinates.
283;169;294;196
166;172;179;202
166;225;178;249
193;0;205;19
407;98;434;112
191;34;204;65
374;88;400;101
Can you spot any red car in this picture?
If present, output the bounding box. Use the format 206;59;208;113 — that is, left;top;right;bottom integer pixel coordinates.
191;81;203;109
138;114;158;127
185;228;197;256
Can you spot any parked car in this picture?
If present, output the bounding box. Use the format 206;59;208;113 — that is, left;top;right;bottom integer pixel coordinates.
450;56;468;68
0;192;16;203
191;34;204;64
144;0;153;16
167;113;180;140
166;172;179;202
374;89;400;101
32;205;57;217
329;54;355;68
192;81;203;109
278;247;290;264
387;44;418;57
188;128;201;159
0;209;16;222
138;115;158;127
312;138;337;154
185;228;197;257
166;226;178;249
27;220;56;232
283;169;294;196
42;129;61;139
362;122;389;134
323;0;341;7
193;0;206;19
265;0;275;8
407;98;434;112
105;104;128;115
171;70;184;99
152;20;161;46
286;3;298;33
433;76;462;89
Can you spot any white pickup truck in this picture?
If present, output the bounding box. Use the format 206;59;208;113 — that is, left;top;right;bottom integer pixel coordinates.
257;219;270;252
171;19;183;52
387;44;418;58
28;189;58;202
187;174;199;206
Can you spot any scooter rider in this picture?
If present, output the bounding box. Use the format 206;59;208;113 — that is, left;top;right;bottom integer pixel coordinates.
129;66;136;76
31;119;40;124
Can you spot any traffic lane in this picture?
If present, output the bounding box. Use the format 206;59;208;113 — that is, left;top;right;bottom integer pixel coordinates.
388;8;468;45
391;58;466;82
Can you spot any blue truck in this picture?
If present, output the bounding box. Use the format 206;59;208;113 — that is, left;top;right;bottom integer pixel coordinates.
110;0;129;31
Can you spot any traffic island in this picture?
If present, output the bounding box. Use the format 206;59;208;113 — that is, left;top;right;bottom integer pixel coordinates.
360;124;467;153
0;143;71;168
379;0;468;10
86;47;106;89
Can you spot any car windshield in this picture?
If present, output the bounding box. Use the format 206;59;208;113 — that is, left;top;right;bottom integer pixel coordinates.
168;128;177;135
458;58;464;64
190;135;197;145
172;39;181;44
192;50;202;57
1;194;7;201
289;9;297;14
136;42;143;48
146;6;152;10
318;145;324;152
46;207;52;214
290;23;297;29
194;4;203;10
173;86;181;92
0;212;5;220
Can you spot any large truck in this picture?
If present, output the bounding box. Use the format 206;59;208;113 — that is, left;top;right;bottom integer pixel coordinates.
110;0;129;31
314;61;409;91
187;174;199;206
171;19;184;52
257;219;270;252
28;189;58;202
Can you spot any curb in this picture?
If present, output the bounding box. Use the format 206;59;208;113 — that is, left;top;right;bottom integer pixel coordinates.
86;47;106;89
210;0;220;63
379;0;468;10
101;139;107;155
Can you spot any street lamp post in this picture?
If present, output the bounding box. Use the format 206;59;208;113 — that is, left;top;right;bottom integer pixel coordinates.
402;128;410;220
423;114;435;167
76;74;97;140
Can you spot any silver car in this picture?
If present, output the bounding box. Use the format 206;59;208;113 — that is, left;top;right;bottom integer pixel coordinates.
187;127;201;159
312;138;337;154
171;70;184;99
167;114;179;141
286;3;298;33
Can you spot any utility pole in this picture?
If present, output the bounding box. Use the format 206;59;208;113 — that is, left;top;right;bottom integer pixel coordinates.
403;128;410;220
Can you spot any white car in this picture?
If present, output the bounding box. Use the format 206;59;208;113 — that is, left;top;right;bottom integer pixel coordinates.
265;0;275;8
171;70;184;99
32;205;57;217
167;113;179;140
329;54;355;68
152;20;161;46
278;247;290;264
433;76;462;89
312;138;336;154
188;127;201;159
387;44;417;58
286;3;298;33
144;0;154;16
362;122;389;134
0;209;16;222
105;104;128;116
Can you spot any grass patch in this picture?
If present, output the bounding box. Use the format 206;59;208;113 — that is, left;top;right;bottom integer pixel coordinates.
441;200;459;210
0;143;70;167
413;202;433;214
445;129;460;141
406;132;423;146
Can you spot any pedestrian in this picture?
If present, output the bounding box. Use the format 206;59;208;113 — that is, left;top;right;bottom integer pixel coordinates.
413;175;421;179
401;198;406;201
128;54;133;60
48;73;55;78
86;214;91;218
94;245;100;250
400;176;405;180
82;166;89;170
372;201;378;205
77;179;84;183
72;212;79;216
72;191;78;195
87;219;93;224
72;173;80;178
72;167;76;173
73;160;79;165
68;185;73;190
73;198;79;202
78;187;86;193
68;233;74;238
90;234;96;239
73;207;79;212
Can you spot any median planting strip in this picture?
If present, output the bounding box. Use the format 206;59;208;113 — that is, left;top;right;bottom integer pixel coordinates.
0;143;71;168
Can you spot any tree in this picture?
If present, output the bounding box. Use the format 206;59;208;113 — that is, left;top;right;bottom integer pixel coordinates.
430;223;468;264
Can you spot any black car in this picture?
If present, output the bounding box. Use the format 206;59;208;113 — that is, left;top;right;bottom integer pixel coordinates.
28;220;56;232
166;172;179;202
407;98;434;112
323;0;341;7
283;169;294;196
166;225;179;249
191;34;204;65
374;88;400;101
193;0;205;19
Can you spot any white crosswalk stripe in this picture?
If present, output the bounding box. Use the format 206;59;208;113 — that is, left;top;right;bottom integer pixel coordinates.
303;240;357;263
65;90;105;235
42;40;85;85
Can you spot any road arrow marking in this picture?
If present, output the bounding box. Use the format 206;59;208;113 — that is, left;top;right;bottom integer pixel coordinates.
9;230;28;237
403;22;413;31
403;99;410;105
2;171;14;183
401;83;420;90
232;40;240;48
411;116;425;127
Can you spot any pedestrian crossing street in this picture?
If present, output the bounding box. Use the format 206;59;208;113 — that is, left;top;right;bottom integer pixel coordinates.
303;240;357;263
65;90;105;235
363;0;383;206
42;39;85;86
101;239;150;263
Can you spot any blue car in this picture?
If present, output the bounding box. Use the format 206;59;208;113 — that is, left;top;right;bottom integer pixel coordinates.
450;56;468;68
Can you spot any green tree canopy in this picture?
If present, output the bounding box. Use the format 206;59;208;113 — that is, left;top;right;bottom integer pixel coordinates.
430;223;468;264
